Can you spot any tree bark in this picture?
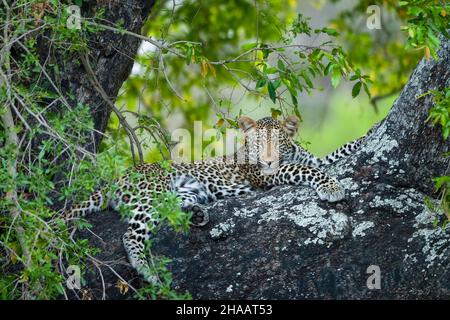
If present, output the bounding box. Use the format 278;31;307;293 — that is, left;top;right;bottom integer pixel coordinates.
36;0;156;153
73;38;450;299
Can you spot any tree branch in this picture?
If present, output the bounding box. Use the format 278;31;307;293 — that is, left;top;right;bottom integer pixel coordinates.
73;35;450;300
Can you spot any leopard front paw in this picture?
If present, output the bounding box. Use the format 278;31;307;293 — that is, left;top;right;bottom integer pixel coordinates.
190;205;210;227
317;181;345;202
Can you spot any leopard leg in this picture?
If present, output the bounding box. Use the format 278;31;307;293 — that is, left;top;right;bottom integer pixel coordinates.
178;191;209;227
122;207;159;284
271;163;345;202
63;190;104;222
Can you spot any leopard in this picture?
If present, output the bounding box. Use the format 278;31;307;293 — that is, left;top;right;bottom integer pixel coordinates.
63;115;372;283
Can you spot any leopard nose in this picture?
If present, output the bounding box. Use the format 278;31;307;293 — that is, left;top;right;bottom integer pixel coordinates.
266;160;280;168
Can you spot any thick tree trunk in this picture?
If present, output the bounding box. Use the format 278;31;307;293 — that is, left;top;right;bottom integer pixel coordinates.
74;38;450;299
36;0;156;153
355;36;450;194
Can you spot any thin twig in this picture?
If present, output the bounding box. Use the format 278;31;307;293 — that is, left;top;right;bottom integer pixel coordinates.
78;51;144;164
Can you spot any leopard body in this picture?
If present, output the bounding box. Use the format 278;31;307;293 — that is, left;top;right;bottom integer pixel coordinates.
64;116;372;282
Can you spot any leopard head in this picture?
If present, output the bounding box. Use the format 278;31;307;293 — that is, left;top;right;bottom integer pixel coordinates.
238;115;300;175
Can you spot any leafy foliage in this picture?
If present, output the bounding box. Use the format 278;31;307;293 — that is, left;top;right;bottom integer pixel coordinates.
426;88;450;140
331;0;449;107
430;174;450;230
400;0;449;60
423;88;450;229
0;0;188;299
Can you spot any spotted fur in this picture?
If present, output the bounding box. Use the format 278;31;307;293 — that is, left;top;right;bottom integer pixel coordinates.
288;125;376;167
63;116;371;283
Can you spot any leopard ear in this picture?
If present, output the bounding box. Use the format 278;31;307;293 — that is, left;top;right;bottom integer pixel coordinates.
238;116;257;134
282;116;300;137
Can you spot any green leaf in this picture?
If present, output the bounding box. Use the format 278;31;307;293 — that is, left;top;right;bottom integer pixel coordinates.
294;105;302;120
185;46;193;65
331;67;341;88
277;60;286;72
225;118;238;128
267;81;277;103
255;79;266;89
264;67;278;74
322;27;339;36
290;93;298;107
443;126;449;140
271;108;282;118
324;62;333;76
272;79;281;89
242;42;258;51
260;44;271;59
352;82;362;98
301;71;313;88
362;82;371;98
